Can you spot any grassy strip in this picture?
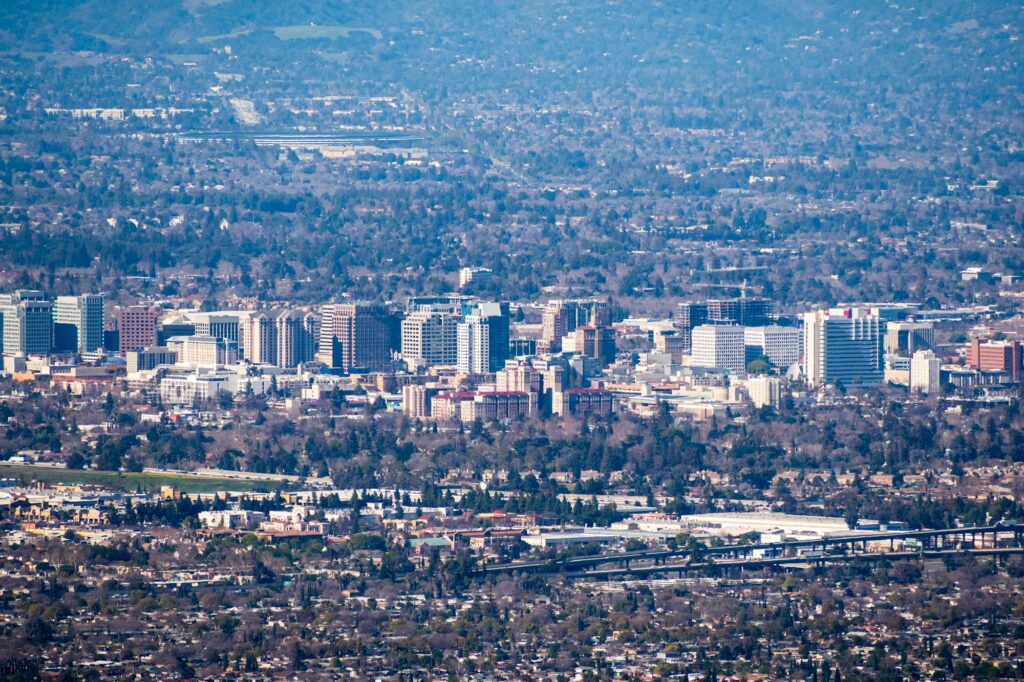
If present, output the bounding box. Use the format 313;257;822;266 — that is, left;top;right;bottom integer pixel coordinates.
0;465;288;494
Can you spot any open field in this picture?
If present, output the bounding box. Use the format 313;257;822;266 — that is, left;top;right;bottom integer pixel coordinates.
0;463;289;494
273;25;381;41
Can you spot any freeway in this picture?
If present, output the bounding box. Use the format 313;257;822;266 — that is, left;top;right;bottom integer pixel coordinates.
577;547;1024;580
476;523;1024;576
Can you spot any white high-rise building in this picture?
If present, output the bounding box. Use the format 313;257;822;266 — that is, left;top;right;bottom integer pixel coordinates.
691;325;746;373
744;325;802;370
275;310;316;369
910;349;941;394
401;311;459;370
241;313;277;365
457;315;491;374
53;294;104;354
803;308;885;388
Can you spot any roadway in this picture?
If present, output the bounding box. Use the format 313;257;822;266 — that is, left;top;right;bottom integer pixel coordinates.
476;523;1024;576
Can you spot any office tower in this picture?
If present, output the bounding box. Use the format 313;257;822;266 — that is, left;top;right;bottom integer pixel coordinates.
476;302;510;371
401;311;459;369
541;299;611;353
117;306;161;354
803;307;885;388
737;298;772;326
691;325;746;373
319;303;400;372
884;321;935;357
910;350;941;393
457;315;491;374
127;347;178;372
241;313;277;365
706;297;772;326
675;301;708;351
967;338;1022;382
192;313;242;345
179;335;239;367
52;294;104;355
574;325;616;366
0;291;51;356
744;326;802;369
275;310;315;369
509;338;537;357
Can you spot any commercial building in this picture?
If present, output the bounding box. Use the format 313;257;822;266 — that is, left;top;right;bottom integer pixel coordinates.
191;313;242;345
159;372;231;406
744;325;802;369
574;325;616;366
401;311;459;370
319;303;401;372
475;302;510;371
175;335;239;368
910;349;941;393
127;347;178;372
884;321;935;357
803;307;885;388
966;338;1022;382
0;291;52;356
117;306;161;354
52;294;104;354
691;325;746;373
541;299;610;352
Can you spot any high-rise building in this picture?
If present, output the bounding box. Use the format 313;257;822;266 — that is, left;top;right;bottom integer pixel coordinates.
884;321;935;357
475;302;510;371
541;299;610;352
117;306;161;354
574;325;616;366
967;338;1022;382
320;303;401;372
691;325;746;373
910;350;941;393
457;315;491;374
401;311;459;370
192;313;242;345
0;291;51;356
241;313;277;365
275;310;316;369
744;326;802;370
803;308;885;388
53;294;105;354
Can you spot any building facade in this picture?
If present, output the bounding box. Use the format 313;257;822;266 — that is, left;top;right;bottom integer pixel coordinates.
803;308;885;388
53;294;104;354
692;325;746;373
